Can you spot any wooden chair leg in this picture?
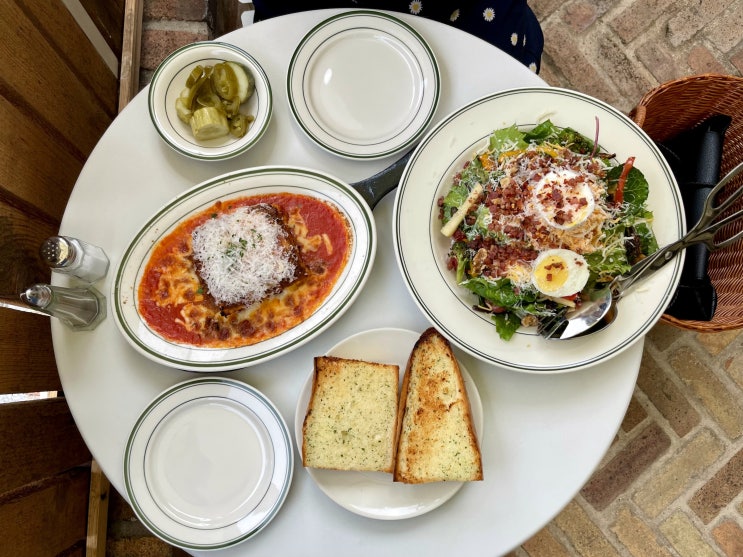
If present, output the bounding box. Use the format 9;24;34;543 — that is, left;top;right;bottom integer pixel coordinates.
86;460;110;557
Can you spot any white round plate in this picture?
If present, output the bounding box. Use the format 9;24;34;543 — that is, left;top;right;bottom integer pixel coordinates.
148;41;272;160
124;377;293;550
294;328;483;520
287;10;440;159
394;87;684;374
112;166;376;371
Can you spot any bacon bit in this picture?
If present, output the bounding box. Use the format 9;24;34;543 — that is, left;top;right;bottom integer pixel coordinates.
614;156;635;204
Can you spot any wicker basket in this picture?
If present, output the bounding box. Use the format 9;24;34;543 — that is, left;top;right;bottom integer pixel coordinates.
629;73;743;332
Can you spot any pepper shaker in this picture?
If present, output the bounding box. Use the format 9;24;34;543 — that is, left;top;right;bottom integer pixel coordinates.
40;236;109;283
20;284;106;331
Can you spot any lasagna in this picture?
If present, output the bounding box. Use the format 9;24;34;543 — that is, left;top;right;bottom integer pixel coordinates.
137;192;351;348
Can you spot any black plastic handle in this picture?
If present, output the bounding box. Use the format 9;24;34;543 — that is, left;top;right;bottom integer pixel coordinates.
350;150;413;209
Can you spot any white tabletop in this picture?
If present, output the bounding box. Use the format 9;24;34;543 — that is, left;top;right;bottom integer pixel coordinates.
53;10;642;556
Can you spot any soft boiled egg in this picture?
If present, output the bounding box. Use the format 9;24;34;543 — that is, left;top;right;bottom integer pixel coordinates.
533;169;595;230
532;248;590;298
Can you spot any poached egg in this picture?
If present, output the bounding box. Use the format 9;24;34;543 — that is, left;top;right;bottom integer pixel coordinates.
533;169;595;230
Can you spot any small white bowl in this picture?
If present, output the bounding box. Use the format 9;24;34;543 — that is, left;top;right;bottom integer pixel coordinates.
148;41;272;161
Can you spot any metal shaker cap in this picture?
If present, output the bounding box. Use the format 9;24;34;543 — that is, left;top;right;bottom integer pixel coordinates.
21;284;53;309
40;236;77;268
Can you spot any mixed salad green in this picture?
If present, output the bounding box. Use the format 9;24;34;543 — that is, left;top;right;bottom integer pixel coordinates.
439;120;658;340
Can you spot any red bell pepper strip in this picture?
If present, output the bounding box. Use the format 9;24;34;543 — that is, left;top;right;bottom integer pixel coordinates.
614;156;635;204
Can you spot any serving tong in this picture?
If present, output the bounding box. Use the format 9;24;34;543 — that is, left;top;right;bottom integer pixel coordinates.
539;159;743;340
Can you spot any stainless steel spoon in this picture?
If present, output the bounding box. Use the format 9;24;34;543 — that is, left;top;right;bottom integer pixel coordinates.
542;159;743;340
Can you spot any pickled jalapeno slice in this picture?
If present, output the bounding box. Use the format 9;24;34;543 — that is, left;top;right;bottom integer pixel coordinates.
175;59;256;142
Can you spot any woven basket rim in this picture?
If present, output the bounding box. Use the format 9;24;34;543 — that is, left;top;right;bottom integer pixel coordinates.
631;73;743;332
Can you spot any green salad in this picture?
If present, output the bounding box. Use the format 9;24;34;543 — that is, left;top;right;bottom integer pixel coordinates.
438;120;658;340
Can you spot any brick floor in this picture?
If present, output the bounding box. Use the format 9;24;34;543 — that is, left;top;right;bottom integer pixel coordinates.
112;1;743;555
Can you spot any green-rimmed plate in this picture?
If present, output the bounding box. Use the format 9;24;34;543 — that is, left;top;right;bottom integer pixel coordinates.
287;10;440;159
295;328;483;520
112;166;376;371
148;41;272;161
124;377;292;550
394;87;684;373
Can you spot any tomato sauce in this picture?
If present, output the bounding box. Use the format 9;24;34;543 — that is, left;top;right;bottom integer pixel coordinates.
137;193;351;348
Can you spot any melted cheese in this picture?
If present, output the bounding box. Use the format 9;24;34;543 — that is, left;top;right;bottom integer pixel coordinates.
137;194;351;349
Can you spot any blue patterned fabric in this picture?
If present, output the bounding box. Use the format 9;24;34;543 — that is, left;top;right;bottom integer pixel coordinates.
252;1;544;72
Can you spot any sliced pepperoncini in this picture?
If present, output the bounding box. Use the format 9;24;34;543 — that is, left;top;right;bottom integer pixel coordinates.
229;113;254;138
175;60;257;142
211;62;239;101
186;65;204;88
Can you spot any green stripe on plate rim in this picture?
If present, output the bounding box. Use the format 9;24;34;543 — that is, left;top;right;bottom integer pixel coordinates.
286;10;440;159
123;377;293;550
113;166;375;369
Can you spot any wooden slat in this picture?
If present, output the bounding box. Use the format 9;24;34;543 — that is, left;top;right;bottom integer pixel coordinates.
0;2;114;158
18;0;118;117
0;466;90;557
0;197;55;289
0;96;80;221
85;460;110;557
77;0;126;59
0;398;91;494
0;312;59;395
0;198;60;395
118;0;143;112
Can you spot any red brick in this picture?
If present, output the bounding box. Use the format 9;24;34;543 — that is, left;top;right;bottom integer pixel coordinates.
689;448;743;524
535;60;564;88
712;519;743;557
562;1;598;32
541;22;619;108
609;0;677;43
667;0;729;47
731;47;743;74
670;346;743;439
144;0;208;21
636;351;700;437
687;44;728;75
597;34;654;110
529;0;565;20
647;322;690;351
521;526;572;556
635;38;689;84
704;2;743;53
620;394;647;433
140;25;210;70
580;421;671;511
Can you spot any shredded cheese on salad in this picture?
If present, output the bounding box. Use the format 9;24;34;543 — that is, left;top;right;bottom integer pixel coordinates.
438;120;658;340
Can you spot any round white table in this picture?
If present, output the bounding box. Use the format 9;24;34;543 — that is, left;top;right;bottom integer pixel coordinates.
53;10;642;556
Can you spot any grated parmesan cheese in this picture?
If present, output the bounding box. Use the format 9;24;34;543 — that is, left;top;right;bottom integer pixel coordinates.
191;205;297;306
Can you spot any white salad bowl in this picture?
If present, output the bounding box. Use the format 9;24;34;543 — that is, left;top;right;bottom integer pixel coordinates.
394;87;684;373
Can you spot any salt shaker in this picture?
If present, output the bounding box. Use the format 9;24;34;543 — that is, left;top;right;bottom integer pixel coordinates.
20;284;106;331
40;236;109;283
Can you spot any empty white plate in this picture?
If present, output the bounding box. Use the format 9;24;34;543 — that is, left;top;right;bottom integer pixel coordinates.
124;378;293;550
287;10;440;159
